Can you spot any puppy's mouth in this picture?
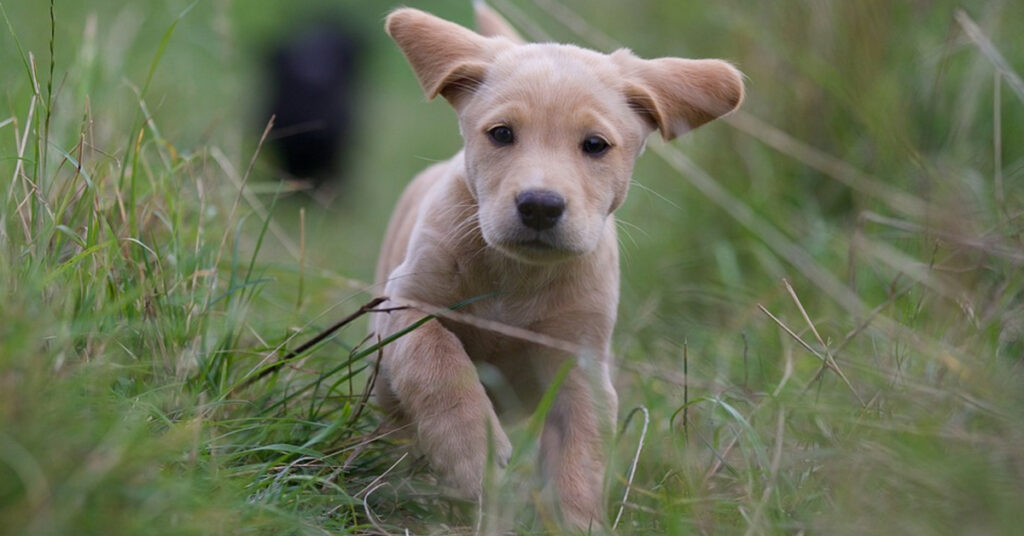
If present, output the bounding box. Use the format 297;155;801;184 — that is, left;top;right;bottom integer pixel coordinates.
492;233;582;264
515;238;556;250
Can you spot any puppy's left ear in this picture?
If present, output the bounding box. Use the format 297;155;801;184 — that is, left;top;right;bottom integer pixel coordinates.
614;51;744;140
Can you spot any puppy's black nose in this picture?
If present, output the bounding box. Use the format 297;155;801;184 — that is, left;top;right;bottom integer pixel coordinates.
516;190;565;231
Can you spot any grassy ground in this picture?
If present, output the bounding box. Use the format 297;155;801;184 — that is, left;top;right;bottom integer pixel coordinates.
1;0;1023;534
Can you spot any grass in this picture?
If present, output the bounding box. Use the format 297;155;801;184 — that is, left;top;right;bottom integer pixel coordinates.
1;0;1023;534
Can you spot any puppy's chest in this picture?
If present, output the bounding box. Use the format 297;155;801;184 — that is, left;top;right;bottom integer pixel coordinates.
441;298;553;361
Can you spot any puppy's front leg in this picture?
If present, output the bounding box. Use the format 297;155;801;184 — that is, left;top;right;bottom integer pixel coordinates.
380;309;512;498
541;361;618;529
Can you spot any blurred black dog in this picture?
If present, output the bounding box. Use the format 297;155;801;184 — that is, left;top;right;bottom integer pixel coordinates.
265;23;362;189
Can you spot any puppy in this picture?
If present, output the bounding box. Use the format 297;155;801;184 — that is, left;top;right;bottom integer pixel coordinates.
372;4;742;528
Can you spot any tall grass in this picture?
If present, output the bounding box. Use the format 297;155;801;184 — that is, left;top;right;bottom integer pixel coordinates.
0;1;392;534
1;0;1022;534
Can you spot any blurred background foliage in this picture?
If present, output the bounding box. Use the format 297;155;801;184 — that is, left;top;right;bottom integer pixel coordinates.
1;0;1023;534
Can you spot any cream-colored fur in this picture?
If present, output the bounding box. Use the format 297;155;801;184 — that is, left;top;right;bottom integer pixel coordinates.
372;4;743;529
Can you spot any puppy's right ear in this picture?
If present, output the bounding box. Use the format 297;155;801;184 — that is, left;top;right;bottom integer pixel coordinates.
386;8;508;108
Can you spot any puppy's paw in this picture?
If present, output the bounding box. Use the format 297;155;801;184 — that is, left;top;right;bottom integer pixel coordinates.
418;406;511;499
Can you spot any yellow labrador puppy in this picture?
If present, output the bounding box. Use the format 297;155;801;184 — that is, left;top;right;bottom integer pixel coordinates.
373;4;742;528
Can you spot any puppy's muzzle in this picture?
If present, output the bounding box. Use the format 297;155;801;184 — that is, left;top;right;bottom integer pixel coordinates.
516;190;565;231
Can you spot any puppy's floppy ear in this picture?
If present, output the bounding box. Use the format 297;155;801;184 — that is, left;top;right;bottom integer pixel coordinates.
614;50;744;140
474;1;526;44
386;8;509;107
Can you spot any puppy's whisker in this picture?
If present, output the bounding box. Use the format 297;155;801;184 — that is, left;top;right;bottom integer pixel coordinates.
615;221;639;249
412;155;452;164
631;180;684;212
437;215;481;246
616;218;649;241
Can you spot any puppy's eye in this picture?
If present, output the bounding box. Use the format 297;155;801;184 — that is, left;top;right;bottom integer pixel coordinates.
581;136;610;156
488;125;515;146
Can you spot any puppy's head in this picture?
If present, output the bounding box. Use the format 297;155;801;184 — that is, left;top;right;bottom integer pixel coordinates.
387;7;743;264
